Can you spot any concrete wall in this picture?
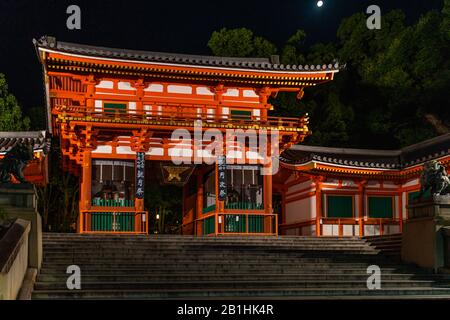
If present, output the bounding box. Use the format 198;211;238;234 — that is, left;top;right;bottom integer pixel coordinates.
0;219;30;300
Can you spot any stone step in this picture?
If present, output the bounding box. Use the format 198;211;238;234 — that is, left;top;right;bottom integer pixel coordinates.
42;257;384;264
42;257;383;264
35;233;448;300
42;240;368;246
42;248;377;254
37;264;416;275
44;242;376;251
34;279;443;291
36;273;450;282
42;252;383;260
38;265;414;274
42;248;377;255
363;234;402;240
31;287;450;300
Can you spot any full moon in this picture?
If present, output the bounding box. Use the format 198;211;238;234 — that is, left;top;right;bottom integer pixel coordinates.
317;1;324;7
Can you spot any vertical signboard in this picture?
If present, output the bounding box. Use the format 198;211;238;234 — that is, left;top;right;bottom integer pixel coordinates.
218;155;227;201
136;152;145;199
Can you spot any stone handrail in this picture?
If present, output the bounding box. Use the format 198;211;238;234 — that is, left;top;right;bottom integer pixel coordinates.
0;220;30;273
0;219;31;300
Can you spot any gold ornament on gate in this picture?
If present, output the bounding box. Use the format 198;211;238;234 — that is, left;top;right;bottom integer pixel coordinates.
163;166;190;182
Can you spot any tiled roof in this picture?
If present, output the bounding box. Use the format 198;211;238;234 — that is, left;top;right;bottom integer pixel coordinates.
280;133;450;170
34;36;340;73
0;131;50;155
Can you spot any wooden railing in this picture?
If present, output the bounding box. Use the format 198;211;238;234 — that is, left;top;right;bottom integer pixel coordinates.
280;218;401;236
191;212;278;236
92;199;135;207
80;209;148;234
225;202;264;210
53;104;308;130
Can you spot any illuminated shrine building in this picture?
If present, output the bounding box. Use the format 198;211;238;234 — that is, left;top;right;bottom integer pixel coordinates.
34;36;450;237
277;137;450;236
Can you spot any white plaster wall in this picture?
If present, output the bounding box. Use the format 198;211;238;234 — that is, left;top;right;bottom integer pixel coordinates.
96;80;114;89
287;180;314;195
118;82;135;90
342;180;356;187
223;89;239;97
343;225;359;236
366;180;381;188
92;145;112;154
116;146;135;155
196;87;214;95
243;90;258;98
383;181;396;188
285;195;316;223
129;102;136;114
95;100;102;112
168;85;192;94
145;84;164;92
364;225;381;236
146;148;164;156
403;178;420;188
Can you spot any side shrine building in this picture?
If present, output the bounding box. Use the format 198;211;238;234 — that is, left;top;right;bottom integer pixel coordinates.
277;136;450;237
34;36;450;237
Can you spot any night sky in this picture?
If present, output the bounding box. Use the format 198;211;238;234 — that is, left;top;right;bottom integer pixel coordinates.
0;0;445;112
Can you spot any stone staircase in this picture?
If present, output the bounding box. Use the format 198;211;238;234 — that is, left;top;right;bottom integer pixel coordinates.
363;234;403;261
31;233;450;299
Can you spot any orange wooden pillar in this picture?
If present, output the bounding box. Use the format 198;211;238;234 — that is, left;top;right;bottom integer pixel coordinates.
79;150;92;233
264;173;273;213
358;181;367;237
281;190;286;235
85;74;96;112
214;162;219;235
398;192;403;233
134;79;145;113
196;169;204;235
263;164;273;233
314;177;323;237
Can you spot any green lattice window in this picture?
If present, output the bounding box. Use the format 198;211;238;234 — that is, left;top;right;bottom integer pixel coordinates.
203;216;215;235
104;103;127;113
90;212;135;232
326;195;353;218
368;196;393;219
230;110;252;120
224;214;246;233
248;215;264;233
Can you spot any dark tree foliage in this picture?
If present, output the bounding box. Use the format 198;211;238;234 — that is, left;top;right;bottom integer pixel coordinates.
0;73;30;131
207;1;450;148
208;28;277;58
